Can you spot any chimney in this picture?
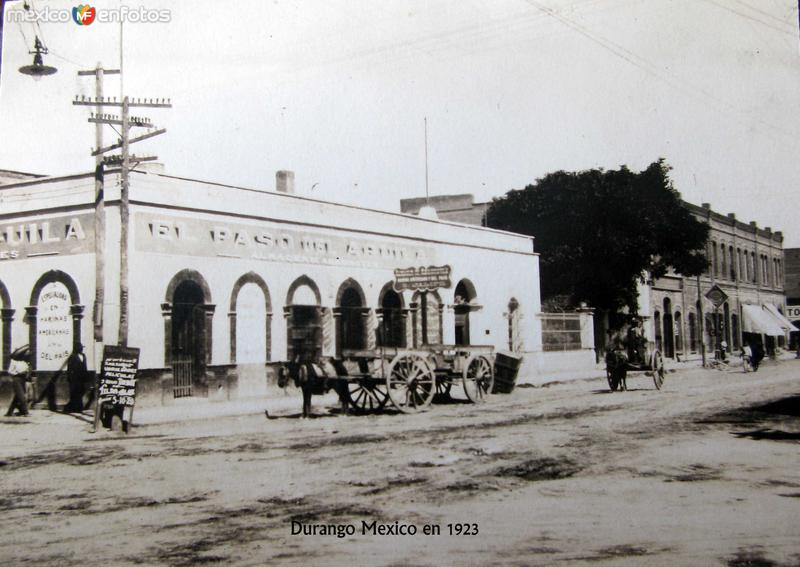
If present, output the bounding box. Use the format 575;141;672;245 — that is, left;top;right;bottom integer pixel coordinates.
276;170;295;194
727;213;736;220
701;202;711;209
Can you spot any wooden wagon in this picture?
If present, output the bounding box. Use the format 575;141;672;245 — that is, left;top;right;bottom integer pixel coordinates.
604;345;665;391
330;345;498;414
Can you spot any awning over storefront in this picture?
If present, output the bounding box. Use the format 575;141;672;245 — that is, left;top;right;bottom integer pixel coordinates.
764;304;799;332
742;304;787;336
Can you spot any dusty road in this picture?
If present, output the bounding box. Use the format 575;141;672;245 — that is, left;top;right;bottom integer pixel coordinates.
1;359;799;567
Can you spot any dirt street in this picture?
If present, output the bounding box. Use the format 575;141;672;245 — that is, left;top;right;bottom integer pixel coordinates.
1;359;799;567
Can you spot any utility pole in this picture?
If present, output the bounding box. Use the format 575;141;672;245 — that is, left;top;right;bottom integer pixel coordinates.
73;89;171;348
77;65;120;344
76;64;119;432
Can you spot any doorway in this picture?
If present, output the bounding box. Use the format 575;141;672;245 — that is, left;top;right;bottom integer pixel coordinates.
171;280;206;398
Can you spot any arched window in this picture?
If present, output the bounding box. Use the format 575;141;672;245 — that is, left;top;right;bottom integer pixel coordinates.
285;276;322;362
688;312;697;353
336;279;366;353
378;284;405;348
412;290;442;346
29;270;82;372
712;242;718;278
662;298;674;358
454;279;477;346
654;310;662;353
723;302;731;351
737;248;743;282
229;272;271;364
720;244;727;280
0;279;12;371
507;298;522;353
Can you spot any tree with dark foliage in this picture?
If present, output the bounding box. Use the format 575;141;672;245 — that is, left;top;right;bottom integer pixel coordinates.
486;160;708;326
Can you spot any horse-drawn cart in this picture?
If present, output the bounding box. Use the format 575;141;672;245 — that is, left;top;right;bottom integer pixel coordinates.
338;345;496;413
604;345;665;391
279;344;503;416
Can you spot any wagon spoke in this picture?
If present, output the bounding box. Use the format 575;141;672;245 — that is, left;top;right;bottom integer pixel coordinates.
386;354;435;413
463;355;494;403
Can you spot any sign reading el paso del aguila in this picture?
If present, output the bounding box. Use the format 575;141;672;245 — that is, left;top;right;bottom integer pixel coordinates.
0;214;94;260
135;213;435;269
393;265;452;291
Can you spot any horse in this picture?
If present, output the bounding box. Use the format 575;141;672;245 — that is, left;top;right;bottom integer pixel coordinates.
604;347;628;391
278;358;350;418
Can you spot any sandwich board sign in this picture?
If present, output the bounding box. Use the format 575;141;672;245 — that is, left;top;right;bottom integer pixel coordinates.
93;345;140;432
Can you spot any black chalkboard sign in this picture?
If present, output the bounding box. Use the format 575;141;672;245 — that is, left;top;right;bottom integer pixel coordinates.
98;345;140;406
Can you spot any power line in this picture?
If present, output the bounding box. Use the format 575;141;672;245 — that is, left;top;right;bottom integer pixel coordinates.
730;0;797;27
48;49;89;69
523;0;797;142
15;20;30;47
703;0;796;37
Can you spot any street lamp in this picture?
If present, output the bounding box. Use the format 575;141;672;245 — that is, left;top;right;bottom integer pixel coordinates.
18;36;57;81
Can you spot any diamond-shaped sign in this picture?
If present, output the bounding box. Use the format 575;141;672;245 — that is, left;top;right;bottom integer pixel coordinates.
705;284;728;308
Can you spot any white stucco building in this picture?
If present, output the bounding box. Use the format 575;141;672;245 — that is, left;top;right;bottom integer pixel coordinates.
0;168;543;409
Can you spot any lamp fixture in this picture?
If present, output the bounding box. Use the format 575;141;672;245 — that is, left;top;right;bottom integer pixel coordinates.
18;36;58;81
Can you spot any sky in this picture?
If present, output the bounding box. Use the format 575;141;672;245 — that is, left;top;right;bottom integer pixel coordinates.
1;0;799;244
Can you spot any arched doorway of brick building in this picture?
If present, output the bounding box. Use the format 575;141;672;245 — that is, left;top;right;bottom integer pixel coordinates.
653;311;662;353
663;298;674;358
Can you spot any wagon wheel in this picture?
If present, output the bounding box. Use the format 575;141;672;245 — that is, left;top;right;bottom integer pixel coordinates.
385;354;436;413
650;349;665;390
462;355;494;403
435;375;452;399
346;379;389;414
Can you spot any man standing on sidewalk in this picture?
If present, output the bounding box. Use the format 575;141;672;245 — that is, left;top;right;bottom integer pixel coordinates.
5;353;31;417
63;344;89;413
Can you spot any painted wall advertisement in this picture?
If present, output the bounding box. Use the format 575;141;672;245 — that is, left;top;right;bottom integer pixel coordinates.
36;281;72;371
0;213;94;261
134;212;434;269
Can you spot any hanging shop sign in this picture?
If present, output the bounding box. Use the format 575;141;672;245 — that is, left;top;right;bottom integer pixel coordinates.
393;265;452;292
705;284;728;309
785;306;800;319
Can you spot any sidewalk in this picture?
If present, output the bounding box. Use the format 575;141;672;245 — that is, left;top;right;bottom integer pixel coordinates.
2;353;795;437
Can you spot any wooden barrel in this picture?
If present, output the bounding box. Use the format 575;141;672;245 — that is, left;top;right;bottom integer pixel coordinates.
492;352;523;394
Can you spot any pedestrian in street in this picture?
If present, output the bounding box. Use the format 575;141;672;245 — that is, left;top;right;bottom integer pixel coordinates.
751;341;764;372
5;350;31;417
63;344;89;413
741;344;753;372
